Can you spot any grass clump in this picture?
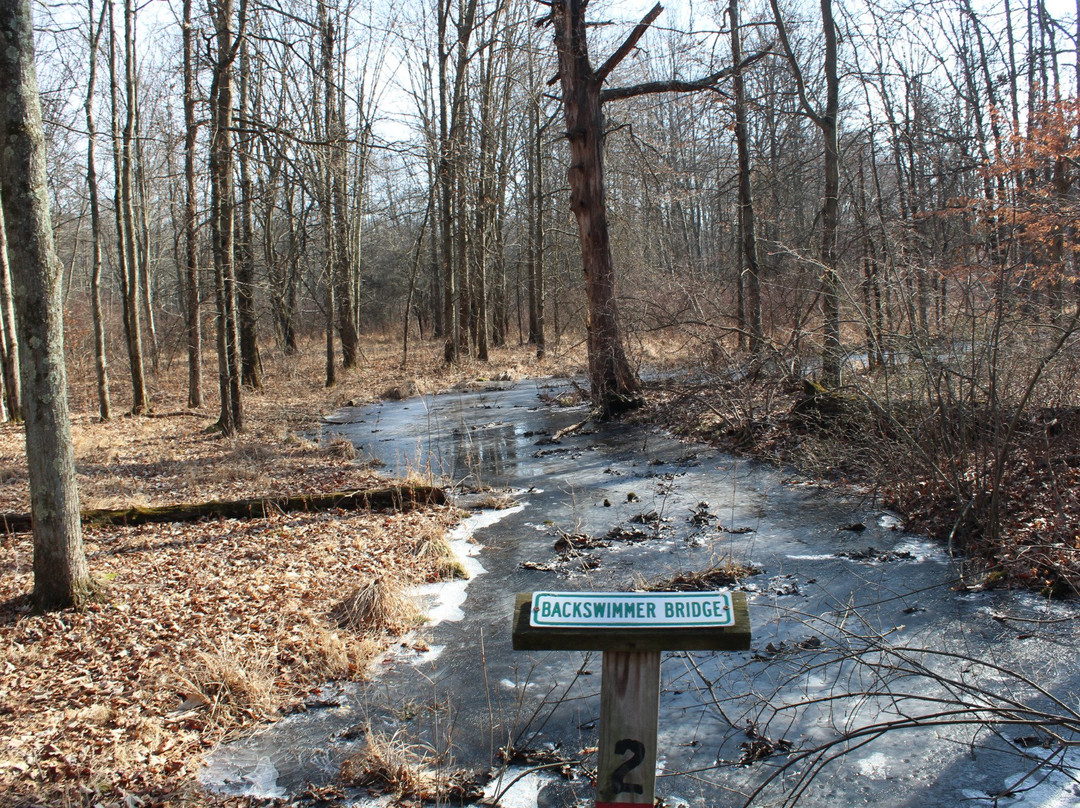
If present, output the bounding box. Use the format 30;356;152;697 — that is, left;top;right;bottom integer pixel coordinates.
414;534;469;581
340;729;481;802
341;730;436;797
179;642;276;724
332;575;419;635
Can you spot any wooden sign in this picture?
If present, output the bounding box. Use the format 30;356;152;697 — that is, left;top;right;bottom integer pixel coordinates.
512;590;750;652
531;590;736;629
512;590;751;808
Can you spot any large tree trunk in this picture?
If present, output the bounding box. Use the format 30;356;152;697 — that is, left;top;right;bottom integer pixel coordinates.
0;0;94;610
551;0;641;417
209;0;243;434
730;0;763;355
120;0;149;412
237;33;262;389
818;0;842;385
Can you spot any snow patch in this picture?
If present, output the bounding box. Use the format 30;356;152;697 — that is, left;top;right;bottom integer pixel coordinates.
419;504;524;627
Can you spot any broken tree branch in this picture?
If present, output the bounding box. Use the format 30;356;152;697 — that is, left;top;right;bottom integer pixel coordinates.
594;2;663;85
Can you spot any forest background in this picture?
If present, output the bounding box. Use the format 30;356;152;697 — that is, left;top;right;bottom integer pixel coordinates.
4;0;1080;801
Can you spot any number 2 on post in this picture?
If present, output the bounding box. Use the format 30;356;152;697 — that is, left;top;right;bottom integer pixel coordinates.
609;738;646;795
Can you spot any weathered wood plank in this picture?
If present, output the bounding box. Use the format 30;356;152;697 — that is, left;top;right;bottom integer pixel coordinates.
511;591;751;652
595;650;660;806
0;484;447;533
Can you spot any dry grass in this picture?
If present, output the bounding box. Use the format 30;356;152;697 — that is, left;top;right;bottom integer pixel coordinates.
339;729;480;802
332;575;421;635
648;560;764;591
340;729;437;797
414;534;470;581
471;490;521;510
178;643;277;725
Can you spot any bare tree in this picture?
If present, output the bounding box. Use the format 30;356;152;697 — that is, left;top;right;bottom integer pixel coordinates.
85;0;110;421
770;0;843;386
0;0;93;609
546;0;765;415
182;0;201;408
730;0;764;355
209;0;245;434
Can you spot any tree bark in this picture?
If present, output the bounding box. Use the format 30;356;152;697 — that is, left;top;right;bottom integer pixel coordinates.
730;0;764;355
120;0;149;412
182;0;202;408
237;32;262;389
85;0;110;421
0;200;22;421
209;0;244;434
551;0;642;416
770;0;842;386
0;0;94;609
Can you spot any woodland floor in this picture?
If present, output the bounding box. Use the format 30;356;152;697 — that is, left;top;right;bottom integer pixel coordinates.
0;335;585;808
4;331;1077;807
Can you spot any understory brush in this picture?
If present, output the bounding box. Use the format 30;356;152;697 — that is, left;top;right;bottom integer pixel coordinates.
644;316;1080;596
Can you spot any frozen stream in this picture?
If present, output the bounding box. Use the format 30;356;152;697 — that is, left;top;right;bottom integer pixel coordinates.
202;378;1080;807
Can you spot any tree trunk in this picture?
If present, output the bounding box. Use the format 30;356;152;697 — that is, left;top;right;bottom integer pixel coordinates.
209;0;243;434
85;0;110;421
182;0;202;408
121;0;149;412
551;0;641;416
237;33;262;389
0;0;94;610
0;200;22;421
819;0;842;386
771;0;842;386
730;0;763;355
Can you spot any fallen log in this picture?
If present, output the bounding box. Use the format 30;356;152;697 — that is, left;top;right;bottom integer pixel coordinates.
0;484;447;533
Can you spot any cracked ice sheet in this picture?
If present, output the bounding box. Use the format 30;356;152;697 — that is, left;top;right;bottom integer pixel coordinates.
962;749;1080;806
200;753;286;799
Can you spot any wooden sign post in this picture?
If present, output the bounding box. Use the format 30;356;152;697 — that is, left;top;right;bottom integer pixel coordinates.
513;590;751;807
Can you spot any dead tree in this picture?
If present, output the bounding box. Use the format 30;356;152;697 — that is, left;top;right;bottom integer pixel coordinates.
546;0;767;416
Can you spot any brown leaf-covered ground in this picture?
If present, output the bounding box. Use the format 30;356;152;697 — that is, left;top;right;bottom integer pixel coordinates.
0;336;584;807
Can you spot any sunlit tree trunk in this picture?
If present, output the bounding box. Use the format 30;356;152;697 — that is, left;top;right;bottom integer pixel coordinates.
209;0;244;434
121;0;149;411
550;0;643;415
237;32;262;389
730;0;763;355
0;0;93;610
0;200;21;421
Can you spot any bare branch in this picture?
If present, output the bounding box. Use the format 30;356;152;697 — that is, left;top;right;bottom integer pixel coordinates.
594;2;663;85
768;0;823;126
601;48;771;103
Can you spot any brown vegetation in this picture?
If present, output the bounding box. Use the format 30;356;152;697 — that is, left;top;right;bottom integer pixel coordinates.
0;338;579;807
